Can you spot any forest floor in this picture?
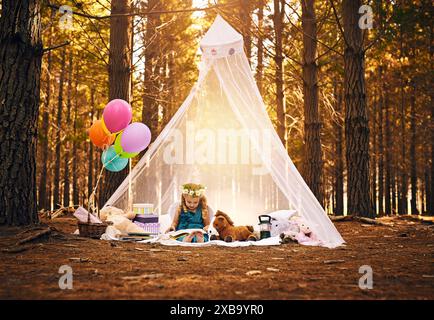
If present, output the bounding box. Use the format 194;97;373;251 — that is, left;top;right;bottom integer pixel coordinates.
0;215;433;300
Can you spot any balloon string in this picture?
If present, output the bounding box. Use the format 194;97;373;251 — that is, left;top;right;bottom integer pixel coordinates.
87;146;121;212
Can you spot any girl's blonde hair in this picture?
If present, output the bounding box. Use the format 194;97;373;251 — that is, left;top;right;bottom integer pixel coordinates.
179;183;209;223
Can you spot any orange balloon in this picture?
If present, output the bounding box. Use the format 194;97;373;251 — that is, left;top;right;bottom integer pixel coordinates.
101;117;111;135
89;119;115;148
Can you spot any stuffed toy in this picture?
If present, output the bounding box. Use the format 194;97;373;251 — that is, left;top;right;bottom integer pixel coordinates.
280;230;299;244
207;223;219;239
279;217;322;246
268;210;298;237
294;221;318;243
99;206;143;235
212;210;257;242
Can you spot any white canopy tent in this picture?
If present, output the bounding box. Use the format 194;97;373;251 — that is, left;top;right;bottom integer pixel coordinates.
104;15;344;248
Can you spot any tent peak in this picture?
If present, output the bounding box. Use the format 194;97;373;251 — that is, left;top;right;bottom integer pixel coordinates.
199;15;244;58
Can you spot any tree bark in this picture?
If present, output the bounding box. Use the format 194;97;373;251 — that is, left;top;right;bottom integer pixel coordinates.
424;154;430;214
333;80;344;215
0;0;42;225
240;0;252;63
53;47;67;210
430;20;434;216
255;0;264;95
88;89;95;201
377;67;384;215
301;0;323;205
72;63;80;206
167;44;176;120
399;61;408;215
63;52;73;208
38;9;54;211
410;81;418;214
100;0;132;206
342;0;373;217
142;0;161;141
273;0;286;146
371;90;377;216
385;80;392;215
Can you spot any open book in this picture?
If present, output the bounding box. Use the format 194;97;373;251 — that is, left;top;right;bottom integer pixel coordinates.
168;229;207;240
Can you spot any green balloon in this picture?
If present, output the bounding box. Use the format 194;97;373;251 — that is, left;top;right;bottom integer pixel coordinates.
114;133;139;158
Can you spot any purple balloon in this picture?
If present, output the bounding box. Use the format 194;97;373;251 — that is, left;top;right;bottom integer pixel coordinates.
102;99;132;133
120;122;152;153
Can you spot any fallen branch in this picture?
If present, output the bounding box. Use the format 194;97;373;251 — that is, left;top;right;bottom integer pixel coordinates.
2;243;43;254
323;259;345;265
50;206;77;219
329;215;354;222
16;228;52;245
354;216;392;226
396;215;434;225
329;215;392;226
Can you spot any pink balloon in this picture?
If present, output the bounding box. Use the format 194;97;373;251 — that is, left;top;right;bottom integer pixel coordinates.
120;122;152;153
102;99;132;133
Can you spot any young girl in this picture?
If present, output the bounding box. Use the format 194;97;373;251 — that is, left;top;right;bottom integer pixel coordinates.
166;183;210;243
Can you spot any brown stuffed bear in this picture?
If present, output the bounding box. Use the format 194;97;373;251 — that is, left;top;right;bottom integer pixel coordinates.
212;210;257;242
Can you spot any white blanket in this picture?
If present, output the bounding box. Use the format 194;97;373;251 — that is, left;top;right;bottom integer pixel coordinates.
138;234;281;247
101;228;281;247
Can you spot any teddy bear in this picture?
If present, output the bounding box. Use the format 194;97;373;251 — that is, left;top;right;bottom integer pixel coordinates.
99;206;144;235
211;210;257;242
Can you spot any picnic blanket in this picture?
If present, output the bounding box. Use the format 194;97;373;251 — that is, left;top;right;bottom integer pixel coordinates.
101;227;281;247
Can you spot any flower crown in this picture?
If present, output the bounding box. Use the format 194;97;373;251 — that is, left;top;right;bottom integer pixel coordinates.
181;183;206;197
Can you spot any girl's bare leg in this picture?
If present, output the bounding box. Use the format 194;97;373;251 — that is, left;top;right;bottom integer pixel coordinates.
195;232;204;243
183;233;194;242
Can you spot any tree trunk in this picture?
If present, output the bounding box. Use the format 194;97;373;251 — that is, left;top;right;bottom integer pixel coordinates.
0;0;42;225
342;0;373;217
38;9;54;211
72;63;80;206
410;81;418;214
142;0;161;141
333;80;344;215
301;0;323;205
392;166;397;214
63;52;73;208
255;0;264;95
273;0;286;146
399;74;408;215
385;79;392;215
167;45;176;119
377;67;384;215
240;0;252;63
424;159;430;215
371;90;377;216
100;0;132;206
53;47;67;210
88;89;95;201
430;22;434;216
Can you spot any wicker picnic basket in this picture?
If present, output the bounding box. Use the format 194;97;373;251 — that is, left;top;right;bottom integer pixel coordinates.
77;207;108;239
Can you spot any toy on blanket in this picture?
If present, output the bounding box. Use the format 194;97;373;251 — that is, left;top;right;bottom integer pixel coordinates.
211;210;257;242
268;210;298;237
279;216;322;246
99;206;144;235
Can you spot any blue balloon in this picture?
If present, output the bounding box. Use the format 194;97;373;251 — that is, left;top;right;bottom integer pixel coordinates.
101;146;128;172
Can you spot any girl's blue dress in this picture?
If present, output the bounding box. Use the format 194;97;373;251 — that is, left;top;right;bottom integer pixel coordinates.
176;204;209;242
